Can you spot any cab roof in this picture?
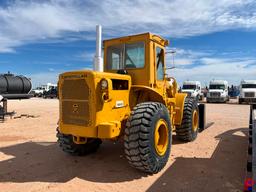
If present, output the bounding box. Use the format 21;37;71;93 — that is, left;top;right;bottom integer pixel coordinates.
241;80;256;84
210;80;228;85
183;80;201;85
103;32;169;47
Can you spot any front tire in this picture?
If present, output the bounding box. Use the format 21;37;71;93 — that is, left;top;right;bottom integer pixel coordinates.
57;130;102;156
124;102;171;174
176;98;199;142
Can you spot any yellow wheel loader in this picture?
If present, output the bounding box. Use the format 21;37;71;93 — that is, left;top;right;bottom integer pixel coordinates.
57;32;205;173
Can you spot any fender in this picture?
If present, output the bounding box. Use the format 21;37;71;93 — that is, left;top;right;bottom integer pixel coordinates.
174;93;187;126
130;85;165;106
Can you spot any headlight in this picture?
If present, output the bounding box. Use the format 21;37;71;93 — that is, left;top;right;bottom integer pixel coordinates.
100;79;108;90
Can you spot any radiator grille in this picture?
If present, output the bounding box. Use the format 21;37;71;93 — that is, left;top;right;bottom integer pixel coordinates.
62;79;89;100
210;92;221;97
245;92;255;98
61;79;91;126
62;100;90;126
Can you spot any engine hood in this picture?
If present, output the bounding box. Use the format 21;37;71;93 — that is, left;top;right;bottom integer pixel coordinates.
182;89;195;93
209;89;224;93
241;88;256;93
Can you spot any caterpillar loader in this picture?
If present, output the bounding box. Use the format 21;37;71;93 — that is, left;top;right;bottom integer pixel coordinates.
57;32;205;173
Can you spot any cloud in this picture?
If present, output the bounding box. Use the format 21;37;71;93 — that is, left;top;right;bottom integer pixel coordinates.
28;71;59;87
48;68;55;72
0;0;256;52
76;52;94;62
166;48;212;68
170;55;256;86
164;46;256;86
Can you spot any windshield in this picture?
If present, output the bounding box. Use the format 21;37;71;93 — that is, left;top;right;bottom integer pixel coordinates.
242;84;256;88
210;84;225;90
183;85;196;89
107;42;145;70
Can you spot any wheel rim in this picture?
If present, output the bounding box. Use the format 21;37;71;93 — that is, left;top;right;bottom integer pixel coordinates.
192;110;199;132
154;119;169;156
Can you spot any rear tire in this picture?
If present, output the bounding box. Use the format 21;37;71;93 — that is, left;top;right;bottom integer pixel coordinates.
176;98;199;142
57;130;102;156
124;102;171;174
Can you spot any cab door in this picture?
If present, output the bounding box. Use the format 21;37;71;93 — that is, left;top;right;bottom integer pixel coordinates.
155;45;166;96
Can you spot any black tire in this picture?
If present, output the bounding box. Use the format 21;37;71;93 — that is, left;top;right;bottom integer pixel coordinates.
57;130;102;156
239;98;242;104
124;102;171;174
176;98;199;142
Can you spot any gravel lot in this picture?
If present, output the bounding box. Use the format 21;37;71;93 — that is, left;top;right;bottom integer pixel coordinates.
0;98;250;192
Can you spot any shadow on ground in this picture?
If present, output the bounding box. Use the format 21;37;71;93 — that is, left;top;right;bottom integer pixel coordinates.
0;127;248;190
147;127;248;192
0;141;146;183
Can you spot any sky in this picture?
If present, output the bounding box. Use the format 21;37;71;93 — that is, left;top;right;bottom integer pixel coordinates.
0;0;256;87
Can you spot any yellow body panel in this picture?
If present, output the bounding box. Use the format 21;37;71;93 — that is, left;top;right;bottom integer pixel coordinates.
98;121;121;138
58;71;131;138
58;32;186;139
174;93;187;126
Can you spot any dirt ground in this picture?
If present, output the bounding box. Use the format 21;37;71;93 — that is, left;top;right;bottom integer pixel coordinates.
0;98;250;192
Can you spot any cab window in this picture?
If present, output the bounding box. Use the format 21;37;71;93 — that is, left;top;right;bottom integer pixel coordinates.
125;42;145;68
107;42;145;70
156;47;164;80
107;44;123;69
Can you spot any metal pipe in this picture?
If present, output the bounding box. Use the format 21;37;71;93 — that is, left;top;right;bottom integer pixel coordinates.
94;25;103;72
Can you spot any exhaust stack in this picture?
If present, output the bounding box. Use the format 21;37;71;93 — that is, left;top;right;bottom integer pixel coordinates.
93;25;103;72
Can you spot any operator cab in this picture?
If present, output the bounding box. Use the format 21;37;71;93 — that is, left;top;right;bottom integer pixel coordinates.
103;33;168;88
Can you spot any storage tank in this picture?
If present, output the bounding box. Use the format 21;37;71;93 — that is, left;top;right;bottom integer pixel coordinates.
0;72;32;99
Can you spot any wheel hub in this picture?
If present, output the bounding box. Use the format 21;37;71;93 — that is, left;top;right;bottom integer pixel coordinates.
192;110;199;132
154;119;169;156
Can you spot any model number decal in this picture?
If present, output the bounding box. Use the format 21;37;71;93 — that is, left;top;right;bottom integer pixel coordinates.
116;100;124;108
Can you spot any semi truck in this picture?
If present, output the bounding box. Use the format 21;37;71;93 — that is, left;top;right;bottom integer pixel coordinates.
181;81;203;100
239;80;256;104
207;80;229;103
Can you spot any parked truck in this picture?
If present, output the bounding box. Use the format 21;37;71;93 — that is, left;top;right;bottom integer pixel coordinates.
207;80;229;103
239;80;256;104
181;81;203;100
31;83;57;97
